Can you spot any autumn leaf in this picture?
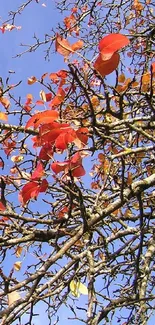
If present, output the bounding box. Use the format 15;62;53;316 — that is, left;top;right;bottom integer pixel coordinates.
0;201;6;211
70;280;80;297
51;152;86;177
70;280;88;297
31;162;45;180
14;261;22;271
38;143;53;160
71;39;84;52
55;33;73;57
0;24;21;33
151;62;155;73
0;97;10;109
55;33;83;57
28;76;37;85
19;179;48;205
0;112;8;121
25;110;59;129
15;246;23;257
99;33;130;60
94;52;120;76
8;291;21;306
40;90;52;102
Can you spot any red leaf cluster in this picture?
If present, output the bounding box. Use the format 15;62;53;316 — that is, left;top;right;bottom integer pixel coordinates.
51;152;85;178
32;122;88;155
94;33;130;76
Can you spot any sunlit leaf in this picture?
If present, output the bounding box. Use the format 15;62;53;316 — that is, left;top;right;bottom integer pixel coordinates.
31;162;45;180
77;282;88;295
55;33;73;57
27;76;37;85
69;280;88;297
8;291;21;306
69;280;80;297
25;110;59;129
0;112;8;121
15;246;23;258
0;97;10;109
94;52;120;76
19;179;48;205
14;261;22;271
99;33;130;60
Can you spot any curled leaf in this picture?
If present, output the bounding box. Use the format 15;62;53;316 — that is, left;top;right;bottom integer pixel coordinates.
14;261;22;271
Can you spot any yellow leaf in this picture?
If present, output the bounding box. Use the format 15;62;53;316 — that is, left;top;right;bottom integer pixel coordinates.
8;291;21;306
70;280;88;297
70;280;80;297
77;282;88;295
14;261;22;271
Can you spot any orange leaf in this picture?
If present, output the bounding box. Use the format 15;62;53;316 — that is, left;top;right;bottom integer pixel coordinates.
25;110;59;129
0;97;10;109
71;40;84;51
99;33;130;60
151;62;155;73
94;52;120;76
55;33;73;57
0;112;8;121
28;76;37;85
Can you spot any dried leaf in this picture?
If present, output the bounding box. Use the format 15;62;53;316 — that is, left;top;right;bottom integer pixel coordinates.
14;261;22;271
8;291;21;306
15;246;23;257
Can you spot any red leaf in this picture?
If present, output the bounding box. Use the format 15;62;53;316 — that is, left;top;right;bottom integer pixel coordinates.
99;34;130;60
51;161;68;174
38;122;70;145
76;127;89;146
39;179;48;192
19;179;48;205
25;110;59;129
45;93;52;102
55;129;76;150
31;162;44;180
39;144;53;160
51;152;85;178
0;201;6;211
94;52;120;76
70;164;85;177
